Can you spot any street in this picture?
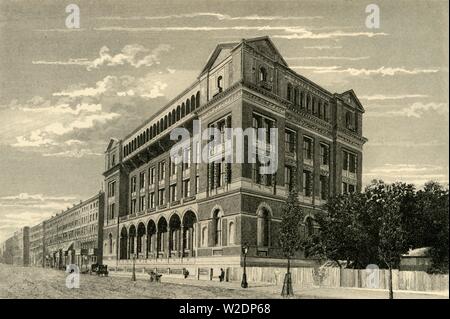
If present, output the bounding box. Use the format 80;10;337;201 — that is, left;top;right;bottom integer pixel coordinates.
0;264;447;299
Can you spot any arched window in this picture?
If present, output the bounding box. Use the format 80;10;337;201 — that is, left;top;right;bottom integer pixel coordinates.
213;209;223;246
217;76;223;93
306;94;311;111
190;95;195;111
306;217;314;237
109;233;113;254
228;222;235;245
257;208;270;247
186;99;191;114
196;91;200;108
259;66;267;82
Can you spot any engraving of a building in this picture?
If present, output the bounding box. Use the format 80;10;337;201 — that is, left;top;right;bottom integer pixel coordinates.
102;36;367;269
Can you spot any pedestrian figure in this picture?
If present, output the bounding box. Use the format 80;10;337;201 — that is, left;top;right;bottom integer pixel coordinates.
219;268;225;282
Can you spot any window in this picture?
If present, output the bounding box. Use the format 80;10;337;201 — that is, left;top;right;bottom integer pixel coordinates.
345;111;356;131
131;198;137;214
158;189;165;206
259;66;267;82
343;151;357;173
195;176;200;194
213;210;223;246
303;170;312;197
217;75;223;93
170;160;177;177
109;203;115;219
303;137;313;160
228;222;235;245
111;154;116;167
184;179;190;197
131;176;137;193
149;167;155;185
300;91;304;108
183;147;191;170
285;166;293;191
201;226;207;247
109;234;113;254
349;184;356;193
139;172;145;190
139;195;146;211
159;161;166;181
149;192;155;208
287;83;293;101
342;182;348;194
320;143;329;166
320;175;328;200
257;209;270;247
170;184;177;202
108;181;115;197
285;129;296;153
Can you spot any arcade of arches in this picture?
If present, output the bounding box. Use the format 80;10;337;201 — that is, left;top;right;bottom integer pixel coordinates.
119;211;197;259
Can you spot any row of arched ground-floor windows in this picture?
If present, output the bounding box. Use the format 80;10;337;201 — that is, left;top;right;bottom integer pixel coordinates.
123;91;200;157
107;208;317;259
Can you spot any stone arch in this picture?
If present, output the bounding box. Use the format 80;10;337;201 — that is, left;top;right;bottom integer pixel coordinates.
137;222;146;257
169;213;182;256
119;226;128;260
211;206;224;247
147;219;157;257
182;210;197;257
157;216;168;255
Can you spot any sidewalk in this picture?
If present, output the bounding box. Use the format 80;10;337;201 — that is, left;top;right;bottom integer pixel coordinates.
109;271;449;299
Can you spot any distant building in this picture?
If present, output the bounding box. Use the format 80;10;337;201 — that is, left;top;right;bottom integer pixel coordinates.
400;247;432;272
29;222;45;267
9;227;30;266
102;36;367;271
43;192;104;270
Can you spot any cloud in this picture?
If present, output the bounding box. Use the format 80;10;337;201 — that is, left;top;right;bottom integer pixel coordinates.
291;66;440;76
92;26;386;40
367;102;448;118
97;12;323;21
303;45;343;50
33;44;171;71
273;30;387;39
0;193;76;202
42;149;102;158
286;56;369;61
360;94;429;101
363;164;449;187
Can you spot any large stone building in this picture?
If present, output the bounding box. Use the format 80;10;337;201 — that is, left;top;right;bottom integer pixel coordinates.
8;227;30;266
102;36;367;272
29;222;44;267
44;192;104;270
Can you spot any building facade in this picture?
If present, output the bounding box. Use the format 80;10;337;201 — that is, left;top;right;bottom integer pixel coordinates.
29;222;44;267
9;227;30;266
102;36;367;271
43;192;104;270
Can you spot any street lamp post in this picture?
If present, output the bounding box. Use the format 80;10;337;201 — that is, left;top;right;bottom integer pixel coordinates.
131;253;136;282
241;243;249;288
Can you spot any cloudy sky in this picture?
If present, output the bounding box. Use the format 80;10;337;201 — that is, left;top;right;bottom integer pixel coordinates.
0;0;448;241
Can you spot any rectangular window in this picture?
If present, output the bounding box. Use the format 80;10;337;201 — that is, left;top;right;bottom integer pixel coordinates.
349;184;356;194
170;184;177;202
184;179;190;197
159;161;166;181
303;137;313;160
109;203;115;219
158;188;165;206
131;198;137;214
303;170;312;197
131;176;137;193
343;151;357;173
149;167;155;185
139;195;146;211
108;181;115;197
285;129;296;153
320;175;328;200
195;176;200;194
183;147;191;170
139;172;145;190
342;182;348;194
170;160;177;177
320;143;329;166
285;166;292;190
149;192;155;208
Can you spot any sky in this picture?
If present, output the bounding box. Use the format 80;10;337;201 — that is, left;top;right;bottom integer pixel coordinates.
0;0;448;242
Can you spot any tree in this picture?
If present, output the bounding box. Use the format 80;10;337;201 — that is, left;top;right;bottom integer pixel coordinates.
279;170;303;297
